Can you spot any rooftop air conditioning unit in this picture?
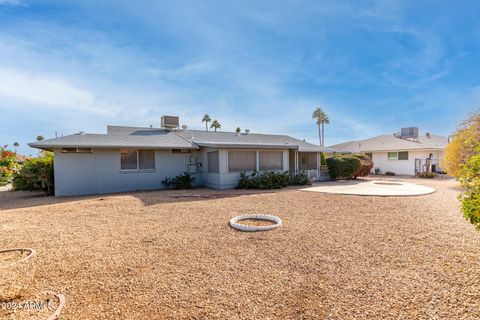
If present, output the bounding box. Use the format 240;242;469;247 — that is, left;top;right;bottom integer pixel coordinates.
400;127;419;139
161;116;179;130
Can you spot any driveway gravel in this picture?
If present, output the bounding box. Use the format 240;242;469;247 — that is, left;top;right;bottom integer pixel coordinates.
0;177;479;319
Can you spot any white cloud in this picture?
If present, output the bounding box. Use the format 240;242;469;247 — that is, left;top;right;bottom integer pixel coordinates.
0;0;24;6
0;67;120;116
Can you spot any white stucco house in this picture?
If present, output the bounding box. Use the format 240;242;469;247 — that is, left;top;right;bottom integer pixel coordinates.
29;116;333;196
330;127;448;176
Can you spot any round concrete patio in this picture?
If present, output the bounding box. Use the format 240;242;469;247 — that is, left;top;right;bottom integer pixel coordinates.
301;179;435;196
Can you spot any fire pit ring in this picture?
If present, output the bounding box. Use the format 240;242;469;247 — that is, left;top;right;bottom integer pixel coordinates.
229;214;282;232
0;248;36;269
373;181;403;186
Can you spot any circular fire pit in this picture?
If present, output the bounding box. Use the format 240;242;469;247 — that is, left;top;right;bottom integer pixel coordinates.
0;248;36;269
229;214;282;232
373;181;403;186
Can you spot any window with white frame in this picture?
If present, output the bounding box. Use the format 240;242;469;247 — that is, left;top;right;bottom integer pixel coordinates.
259;151;283;171
120;149;155;170
387;151;408;160
228;150;256;172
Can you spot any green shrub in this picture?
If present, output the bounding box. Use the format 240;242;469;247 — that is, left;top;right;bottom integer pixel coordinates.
0;145;17;186
326;156;361;180
13;154;54;195
385;171;396;176
167;172;195;189
289;171;311;185
417;172;437;179
0;171;9;186
352;154;374;178
236;171;310;189
320;152;327;166
458;154;480;230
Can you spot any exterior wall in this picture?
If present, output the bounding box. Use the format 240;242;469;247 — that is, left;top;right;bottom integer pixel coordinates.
53;148;197;196
54;147;294;196
371;150;444;175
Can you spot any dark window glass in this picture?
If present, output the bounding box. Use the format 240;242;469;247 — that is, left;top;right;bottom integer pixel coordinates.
120;149;138;170
139;150;155;169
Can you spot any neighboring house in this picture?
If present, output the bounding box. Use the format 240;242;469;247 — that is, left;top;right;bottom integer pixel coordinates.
29;116;333;196
330;127;448;176
15;154;31;164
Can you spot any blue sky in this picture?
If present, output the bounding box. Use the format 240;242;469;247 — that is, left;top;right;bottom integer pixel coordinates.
1;0;479;155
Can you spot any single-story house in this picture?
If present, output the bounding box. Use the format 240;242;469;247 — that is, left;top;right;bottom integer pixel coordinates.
330;127;448;176
29;116;333;196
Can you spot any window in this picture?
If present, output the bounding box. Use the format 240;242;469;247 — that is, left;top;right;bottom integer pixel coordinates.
120;149;138;170
398;151;409;160
207;151;219;173
228;151;256;172
388;151;408;160
139;150;155;169
120;149;155;170
259;151;283;171
62;148;92;153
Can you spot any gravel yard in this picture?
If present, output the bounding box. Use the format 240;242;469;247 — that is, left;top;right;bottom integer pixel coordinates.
0;177;479;319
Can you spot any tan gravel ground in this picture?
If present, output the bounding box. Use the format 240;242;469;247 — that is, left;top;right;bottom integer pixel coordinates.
0;176;479;319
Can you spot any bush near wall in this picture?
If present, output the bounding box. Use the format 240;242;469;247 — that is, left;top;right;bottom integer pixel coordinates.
458;154;480;230
162;172;196;189
326;156;361;180
444;113;480;230
13;153;54;195
351;154;374;178
236;171;310;189
0;145;17;186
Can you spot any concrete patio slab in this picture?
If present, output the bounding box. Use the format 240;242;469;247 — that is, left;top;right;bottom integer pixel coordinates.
301;179;435;196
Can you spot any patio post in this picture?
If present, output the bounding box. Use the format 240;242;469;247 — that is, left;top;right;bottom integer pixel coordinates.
295;151;298;174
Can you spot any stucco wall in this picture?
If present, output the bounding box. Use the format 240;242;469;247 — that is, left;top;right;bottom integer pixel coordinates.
53;148;198;196
371;150;444;175
54;147;298;196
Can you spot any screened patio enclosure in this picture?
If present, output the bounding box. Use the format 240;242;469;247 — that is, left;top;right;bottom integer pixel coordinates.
289;150;323;176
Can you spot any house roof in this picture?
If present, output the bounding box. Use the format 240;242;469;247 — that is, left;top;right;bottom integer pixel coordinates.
29;126;333;152
177;130;333;152
15;154;31;162
29;127;198;150
330;134;448;153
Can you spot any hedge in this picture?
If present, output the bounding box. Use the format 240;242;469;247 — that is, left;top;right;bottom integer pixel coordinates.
326;156;361;180
13;154;54;195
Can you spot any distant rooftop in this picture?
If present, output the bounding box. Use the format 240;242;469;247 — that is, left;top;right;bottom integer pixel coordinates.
330;131;448;153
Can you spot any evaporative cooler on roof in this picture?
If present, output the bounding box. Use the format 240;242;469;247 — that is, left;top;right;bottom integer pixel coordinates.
400;127;419;139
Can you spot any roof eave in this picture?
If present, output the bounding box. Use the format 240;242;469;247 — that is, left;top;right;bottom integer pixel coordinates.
28;143;199;150
193;142;297;149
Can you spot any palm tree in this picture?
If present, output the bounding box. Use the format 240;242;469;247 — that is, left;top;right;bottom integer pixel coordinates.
210;120;221;132
13;142;19;152
312;107;330;147
235;127;241;134
202;114;211;131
